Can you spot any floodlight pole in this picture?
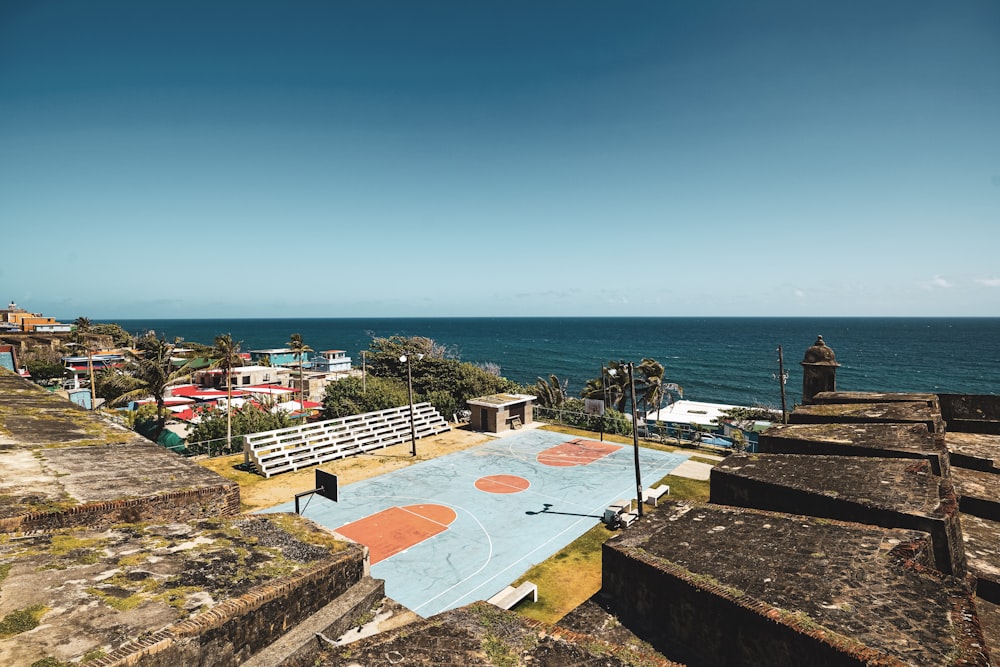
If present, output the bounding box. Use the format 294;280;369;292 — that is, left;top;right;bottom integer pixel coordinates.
600;364;607;442
625;361;644;517
401;354;417;457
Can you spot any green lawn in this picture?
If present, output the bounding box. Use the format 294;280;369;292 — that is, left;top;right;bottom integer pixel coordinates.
510;469;711;624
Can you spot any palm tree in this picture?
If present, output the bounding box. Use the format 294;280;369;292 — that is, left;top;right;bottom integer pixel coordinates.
103;337;195;442
532;374;568;408
636;358;666;417
582;362;629;412
209;334;243;455
73;317;97;406
287;333;313;415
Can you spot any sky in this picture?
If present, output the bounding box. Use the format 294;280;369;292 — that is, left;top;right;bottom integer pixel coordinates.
1;1;998;319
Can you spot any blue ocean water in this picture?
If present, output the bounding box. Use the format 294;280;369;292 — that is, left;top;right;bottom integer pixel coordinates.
109;317;999;408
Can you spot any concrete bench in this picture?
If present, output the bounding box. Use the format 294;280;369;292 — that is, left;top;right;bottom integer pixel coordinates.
487;581;538;610
619;511;639;528
603;499;631;526
643;484;670;507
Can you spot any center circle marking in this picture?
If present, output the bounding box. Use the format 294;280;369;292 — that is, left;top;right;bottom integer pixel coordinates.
475;474;530;494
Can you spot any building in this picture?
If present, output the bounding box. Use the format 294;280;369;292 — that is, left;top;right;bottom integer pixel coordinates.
467;393;536;433
309;349;352;373
248;348;301;367
0;301;72;332
194;364;291;390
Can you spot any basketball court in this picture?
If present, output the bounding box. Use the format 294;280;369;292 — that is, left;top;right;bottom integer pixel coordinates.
265;429;689;617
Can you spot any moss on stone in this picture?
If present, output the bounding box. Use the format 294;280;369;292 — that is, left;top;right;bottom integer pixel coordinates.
0;604;48;638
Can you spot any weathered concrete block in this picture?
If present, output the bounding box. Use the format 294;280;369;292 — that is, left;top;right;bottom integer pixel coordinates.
711;453;966;576
789;401;944;435
602;502;987;667
758;422;950;476
946;432;1000;474
940;394;1000;435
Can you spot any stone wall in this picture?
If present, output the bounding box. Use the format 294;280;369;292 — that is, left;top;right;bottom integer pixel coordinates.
602;545;917;667
0;483;241;533
757;422;950;476
92;542;367;667
939;394;1000;434
709;462;967;576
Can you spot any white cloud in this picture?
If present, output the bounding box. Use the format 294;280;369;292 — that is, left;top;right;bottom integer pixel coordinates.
975;277;1000;287
794;289;805;298
923;275;954;289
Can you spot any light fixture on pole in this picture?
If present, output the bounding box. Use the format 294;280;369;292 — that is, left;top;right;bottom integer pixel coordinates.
400;353;424;457
609;362;643;517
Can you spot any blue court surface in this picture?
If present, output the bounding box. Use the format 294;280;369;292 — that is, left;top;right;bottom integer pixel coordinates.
265;429;689;617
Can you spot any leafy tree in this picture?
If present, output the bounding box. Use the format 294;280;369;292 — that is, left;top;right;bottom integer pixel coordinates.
322;335;520;421
536;397;632;435
718;406;781;423
25;359;68;384
102;338;197;442
92;322;134;347
72;316;91;346
363;335;450;377
187;402;293;449
121;403;159;432
287;332;313;411
321;376;409;419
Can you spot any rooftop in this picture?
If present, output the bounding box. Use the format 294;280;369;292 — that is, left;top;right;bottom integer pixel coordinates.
465;392;536;408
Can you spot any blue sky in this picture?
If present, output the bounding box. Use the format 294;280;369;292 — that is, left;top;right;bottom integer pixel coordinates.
2;1;998;319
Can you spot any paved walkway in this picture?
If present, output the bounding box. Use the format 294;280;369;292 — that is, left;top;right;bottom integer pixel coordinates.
668;459;714;480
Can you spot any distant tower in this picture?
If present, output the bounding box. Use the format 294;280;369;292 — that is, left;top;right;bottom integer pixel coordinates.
801;335;839;404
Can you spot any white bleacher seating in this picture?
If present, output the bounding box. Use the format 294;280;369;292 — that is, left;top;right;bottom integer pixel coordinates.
244;402;451;478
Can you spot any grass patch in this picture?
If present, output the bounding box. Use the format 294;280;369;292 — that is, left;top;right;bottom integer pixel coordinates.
510;473;710;624
196;454;266;488
649;474;710;502
266;513;348;553
511;522;613;624
86;586;144;612
0;604;47;638
81;649;106;663
689;455;722;466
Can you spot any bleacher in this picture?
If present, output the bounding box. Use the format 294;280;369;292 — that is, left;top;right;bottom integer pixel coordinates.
245;403;451;478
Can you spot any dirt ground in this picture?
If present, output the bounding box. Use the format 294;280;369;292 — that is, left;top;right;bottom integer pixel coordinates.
196;425;494;512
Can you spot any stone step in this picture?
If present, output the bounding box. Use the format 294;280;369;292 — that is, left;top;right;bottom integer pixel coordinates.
243;576;385;667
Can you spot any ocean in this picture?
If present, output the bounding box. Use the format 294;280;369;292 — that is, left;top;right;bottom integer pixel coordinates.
109;317;999;408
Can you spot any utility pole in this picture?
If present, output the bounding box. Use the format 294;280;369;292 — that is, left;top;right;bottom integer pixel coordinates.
777;345;788;424
361;351;367;393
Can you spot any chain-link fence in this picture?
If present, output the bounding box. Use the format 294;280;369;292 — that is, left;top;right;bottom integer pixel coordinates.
534;405;736;449
181;435;244;458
